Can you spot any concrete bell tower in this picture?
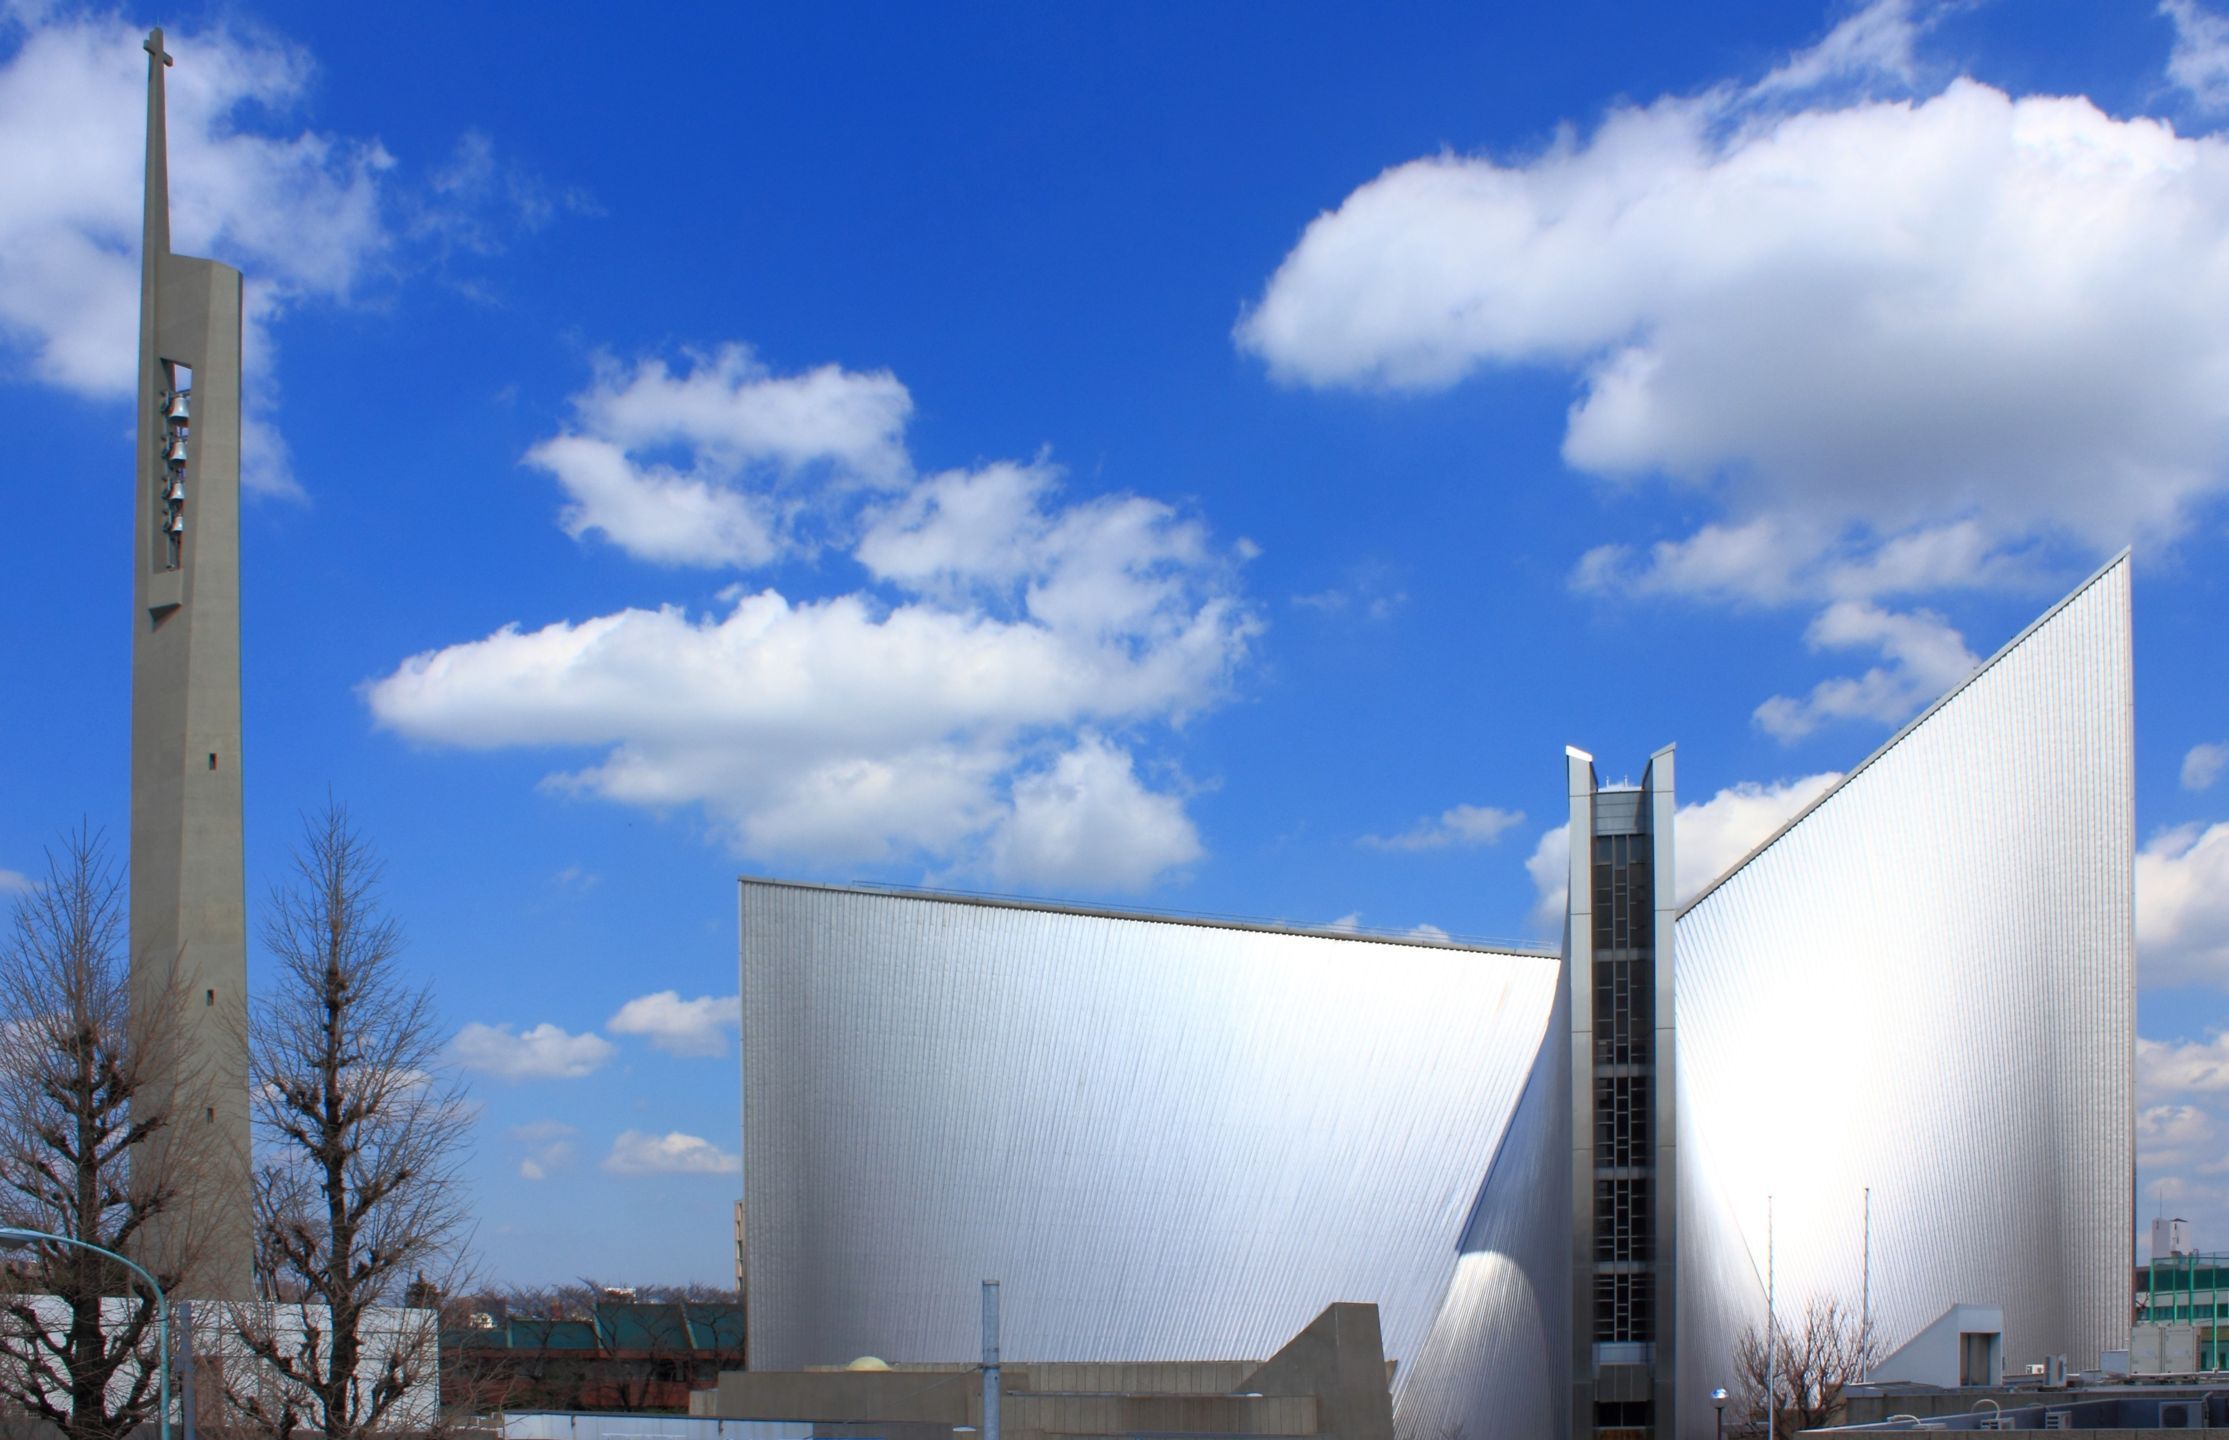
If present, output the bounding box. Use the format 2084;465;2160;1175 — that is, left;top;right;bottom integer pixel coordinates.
129;27;252;1303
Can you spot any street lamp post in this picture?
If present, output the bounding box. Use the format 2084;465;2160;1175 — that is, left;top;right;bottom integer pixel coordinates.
0;1226;172;1440
1712;1385;1728;1440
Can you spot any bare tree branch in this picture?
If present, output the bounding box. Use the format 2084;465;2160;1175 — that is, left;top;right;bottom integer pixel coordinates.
222;802;473;1440
1731;1295;1879;1437
0;824;208;1440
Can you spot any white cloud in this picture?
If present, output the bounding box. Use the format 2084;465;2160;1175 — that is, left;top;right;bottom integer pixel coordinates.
1317;913;1452;943
370;359;1256;890
2164;0;2229;111
607;990;739;1058
405;128;598;266
1524;826;1573;937
2184;742;2228;792
1237;46;2229;609
1576;518;2038;609
0;868;28;895
2141;1102;2216;1169
1361;803;1525;852
1288;560;1407;621
0;13;582;497
857;461;1226;642
0;12;394;496
1753;0;1926;100
369;585;1245;882
530;434;779;567
2141;1033;2229;1102
2138;822;2229;987
528;346;912;566
509;1119;578;1182
1753;602;1977;742
1524;771;1842;932
978;735;1202;891
603;1129;741;1177
1674;772;1844;900
2135;1021;2229;1249
449;1021;615;1080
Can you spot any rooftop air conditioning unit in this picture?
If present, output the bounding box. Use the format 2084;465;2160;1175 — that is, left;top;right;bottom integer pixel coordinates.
2160;1399;2204;1428
2043;1411;2073;1430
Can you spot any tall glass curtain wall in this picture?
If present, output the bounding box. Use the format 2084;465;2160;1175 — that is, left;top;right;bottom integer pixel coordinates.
1593;825;1656;1432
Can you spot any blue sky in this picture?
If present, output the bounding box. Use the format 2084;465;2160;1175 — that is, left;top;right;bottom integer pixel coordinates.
3;0;2227;1284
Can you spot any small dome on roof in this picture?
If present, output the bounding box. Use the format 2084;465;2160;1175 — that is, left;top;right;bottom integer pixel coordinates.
846;1356;891;1371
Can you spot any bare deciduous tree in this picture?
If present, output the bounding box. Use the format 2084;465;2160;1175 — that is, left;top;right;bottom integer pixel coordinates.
223;803;472;1439
0;826;203;1440
1731;1295;1879;1437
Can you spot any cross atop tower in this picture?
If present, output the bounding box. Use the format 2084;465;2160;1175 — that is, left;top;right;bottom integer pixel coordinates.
144;27;170;67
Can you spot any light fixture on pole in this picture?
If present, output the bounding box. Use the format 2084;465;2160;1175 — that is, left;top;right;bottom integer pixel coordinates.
1712;1385;1728;1440
1766;1194;1777;1440
0;1227;172;1440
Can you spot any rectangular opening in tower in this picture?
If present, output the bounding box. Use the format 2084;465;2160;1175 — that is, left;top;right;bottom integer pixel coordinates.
159;360;191;570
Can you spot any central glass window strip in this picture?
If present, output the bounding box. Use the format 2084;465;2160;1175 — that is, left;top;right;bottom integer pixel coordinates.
1591;1269;1654;1343
1589;826;1657;1348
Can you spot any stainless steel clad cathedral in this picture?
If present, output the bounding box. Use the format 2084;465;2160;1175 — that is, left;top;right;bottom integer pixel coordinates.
737;554;2134;1440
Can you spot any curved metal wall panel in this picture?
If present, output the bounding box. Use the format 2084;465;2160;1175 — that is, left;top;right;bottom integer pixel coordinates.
1673;557;2134;1432
741;883;1561;1382
1397;980;1571;1440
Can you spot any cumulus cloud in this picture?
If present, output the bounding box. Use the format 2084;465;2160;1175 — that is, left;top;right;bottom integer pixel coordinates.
2138;822;2229;987
1361;803;1525;852
2134;1017;2229;1245
2184;742;2228;792
978;735;1201;891
0;11;580;496
510;1119;578;1182
369;584;1245;879
1240;74;2229;557
2141;1102;2216;1170
0;869;28;895
370;352;1255;890
0;12;394;496
1674;772;1844;898
449;1021;614;1080
1524;827;1573;937
607;990;739;1058
1239;13;2229;737
1752;602;1977;742
2164;0;2229;111
2141;1033;2229;1102
1525;771;1842;931
529;346;912;566
603;1129;741;1176
1317;913;1452;943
